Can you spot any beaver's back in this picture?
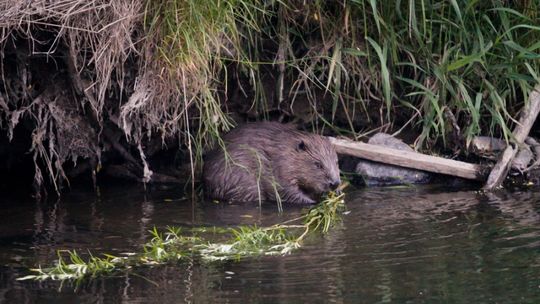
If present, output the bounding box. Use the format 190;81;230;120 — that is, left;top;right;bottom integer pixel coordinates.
221;121;299;148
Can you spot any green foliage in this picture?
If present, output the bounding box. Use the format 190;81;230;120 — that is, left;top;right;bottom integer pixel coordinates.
18;192;346;281
198;192;346;260
198;226;298;261
141;227;201;264
305;191;346;233
17;251;125;281
343;0;540;146
145;0;540;148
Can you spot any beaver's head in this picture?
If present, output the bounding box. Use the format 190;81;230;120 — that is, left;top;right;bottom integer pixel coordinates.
291;135;341;199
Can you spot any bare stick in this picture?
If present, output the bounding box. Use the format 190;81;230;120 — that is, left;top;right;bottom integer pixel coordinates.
329;137;486;180
483;84;540;190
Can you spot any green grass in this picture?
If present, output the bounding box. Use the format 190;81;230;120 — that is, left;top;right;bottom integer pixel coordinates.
154;0;540;148
273;0;540;146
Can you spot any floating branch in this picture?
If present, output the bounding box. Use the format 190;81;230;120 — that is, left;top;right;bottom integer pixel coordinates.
18;192;346;281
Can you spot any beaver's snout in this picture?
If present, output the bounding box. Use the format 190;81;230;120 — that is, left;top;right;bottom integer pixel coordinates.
328;179;341;191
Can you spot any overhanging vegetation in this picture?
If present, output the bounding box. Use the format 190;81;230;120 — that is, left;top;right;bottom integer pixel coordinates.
1;1;539;190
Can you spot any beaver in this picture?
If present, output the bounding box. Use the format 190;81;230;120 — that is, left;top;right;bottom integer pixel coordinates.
202;122;341;204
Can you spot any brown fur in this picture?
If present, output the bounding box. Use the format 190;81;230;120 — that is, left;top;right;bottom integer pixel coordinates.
203;122;341;204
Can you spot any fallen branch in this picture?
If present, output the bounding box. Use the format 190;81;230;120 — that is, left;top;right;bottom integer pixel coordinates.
525;137;540;172
483;84;540;190
329;137;486;180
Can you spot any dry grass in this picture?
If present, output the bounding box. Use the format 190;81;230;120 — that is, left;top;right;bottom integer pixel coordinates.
0;1;143;191
0;0;246;189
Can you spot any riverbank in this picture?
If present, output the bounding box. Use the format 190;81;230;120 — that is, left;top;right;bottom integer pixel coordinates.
1;1;540;194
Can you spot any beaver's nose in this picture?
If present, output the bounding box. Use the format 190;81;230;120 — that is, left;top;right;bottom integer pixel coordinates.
329;180;340;190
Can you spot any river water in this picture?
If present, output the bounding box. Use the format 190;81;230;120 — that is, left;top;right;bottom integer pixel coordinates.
0;183;539;303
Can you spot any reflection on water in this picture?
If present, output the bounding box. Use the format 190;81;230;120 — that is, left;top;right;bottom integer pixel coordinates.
0;184;539;303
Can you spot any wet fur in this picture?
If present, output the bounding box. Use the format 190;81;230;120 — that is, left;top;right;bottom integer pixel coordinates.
203;122;340;204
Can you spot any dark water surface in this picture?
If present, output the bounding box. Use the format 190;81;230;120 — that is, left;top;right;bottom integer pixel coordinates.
1;184;539;303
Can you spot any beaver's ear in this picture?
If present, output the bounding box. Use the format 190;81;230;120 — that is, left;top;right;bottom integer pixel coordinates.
296;140;307;152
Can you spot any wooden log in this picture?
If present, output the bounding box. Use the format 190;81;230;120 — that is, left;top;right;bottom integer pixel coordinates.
483;84;540;190
329;137;486;180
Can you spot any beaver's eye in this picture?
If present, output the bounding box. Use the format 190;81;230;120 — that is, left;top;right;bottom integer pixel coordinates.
315;161;323;169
